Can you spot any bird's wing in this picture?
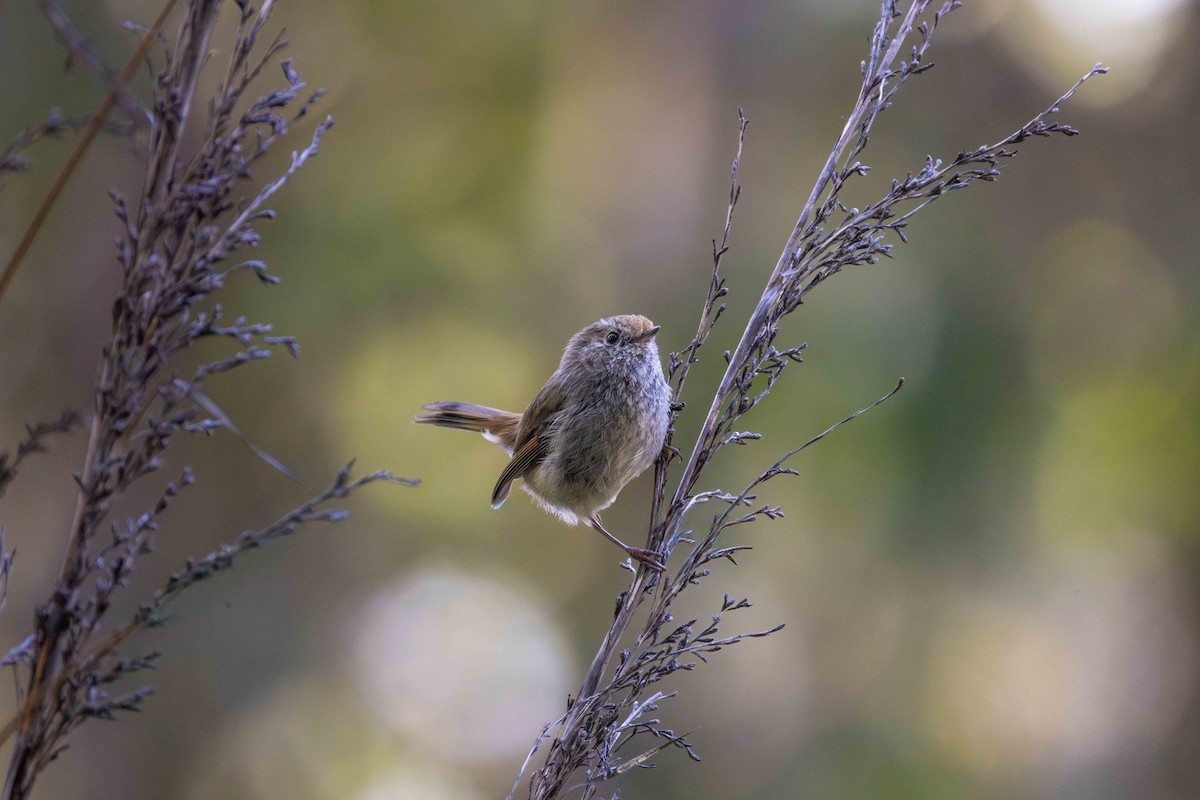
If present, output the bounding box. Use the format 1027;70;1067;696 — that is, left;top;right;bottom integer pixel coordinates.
491;434;550;508
513;371;568;451
491;374;568;508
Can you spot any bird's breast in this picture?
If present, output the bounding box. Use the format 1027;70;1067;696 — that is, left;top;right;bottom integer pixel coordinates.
527;361;668;514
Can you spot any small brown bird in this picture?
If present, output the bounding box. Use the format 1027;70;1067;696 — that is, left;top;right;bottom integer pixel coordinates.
415;314;671;570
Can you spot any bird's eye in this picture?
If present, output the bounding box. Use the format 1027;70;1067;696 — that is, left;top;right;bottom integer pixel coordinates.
605;331;620;345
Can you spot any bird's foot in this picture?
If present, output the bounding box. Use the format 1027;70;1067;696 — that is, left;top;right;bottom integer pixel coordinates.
661;442;682;463
625;546;666;573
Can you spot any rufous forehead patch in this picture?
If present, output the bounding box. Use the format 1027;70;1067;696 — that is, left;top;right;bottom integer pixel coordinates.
606;314;656;336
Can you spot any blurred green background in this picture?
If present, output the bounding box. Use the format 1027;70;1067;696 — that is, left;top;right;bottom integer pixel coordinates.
2;0;1198;798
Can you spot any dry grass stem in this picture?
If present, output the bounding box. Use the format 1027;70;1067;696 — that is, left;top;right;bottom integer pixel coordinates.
514;3;1104;797
0;2;415;796
0;0;179;311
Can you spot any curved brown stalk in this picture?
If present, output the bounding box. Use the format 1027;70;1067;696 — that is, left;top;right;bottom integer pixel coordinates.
0;0;179;312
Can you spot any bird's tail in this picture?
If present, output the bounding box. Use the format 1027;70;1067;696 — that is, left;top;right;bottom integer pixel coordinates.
414;401;520;452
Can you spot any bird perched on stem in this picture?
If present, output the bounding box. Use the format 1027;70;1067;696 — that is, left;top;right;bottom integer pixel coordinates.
416;314;671;571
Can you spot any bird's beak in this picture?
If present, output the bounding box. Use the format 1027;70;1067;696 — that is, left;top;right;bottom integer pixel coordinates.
631;325;660;343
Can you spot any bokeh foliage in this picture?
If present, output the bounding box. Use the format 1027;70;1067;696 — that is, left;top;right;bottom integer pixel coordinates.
1;1;1197;798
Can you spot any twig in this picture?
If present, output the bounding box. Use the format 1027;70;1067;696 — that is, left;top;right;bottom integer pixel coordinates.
0;412;78;502
36;0;146;121
519;2;1104;796
0;2;414;795
0;465;415;756
0;0;178;312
